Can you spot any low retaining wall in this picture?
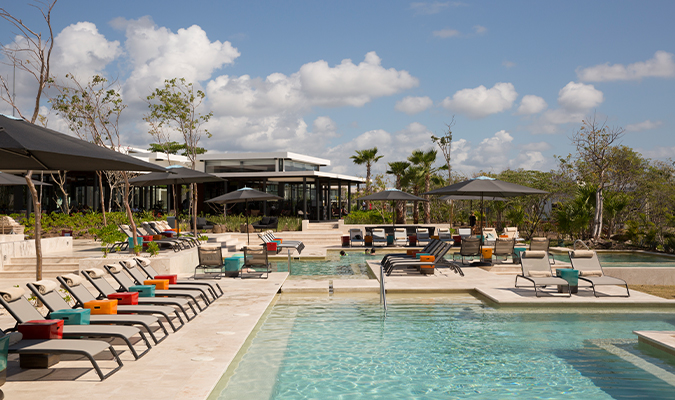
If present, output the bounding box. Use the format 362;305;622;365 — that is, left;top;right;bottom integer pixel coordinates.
0;236;73;270
603;267;675;285
79;247;200;276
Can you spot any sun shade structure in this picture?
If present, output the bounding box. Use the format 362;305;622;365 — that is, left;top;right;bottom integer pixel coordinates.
206;187;283;244
359;188;428;228
439;195;506;201
128;165;223;186
0;172;50;186
0;115;165;172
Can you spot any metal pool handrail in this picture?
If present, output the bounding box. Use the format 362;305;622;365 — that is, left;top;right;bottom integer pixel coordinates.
380;264;387;312
573;239;589;250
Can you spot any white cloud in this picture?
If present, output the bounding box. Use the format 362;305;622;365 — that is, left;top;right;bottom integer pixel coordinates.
516;95;547;115
626;119;662;132
502;60;516;68
639;145;675;160
577;51;675;82
433;28;461;38
473;25;487;34
51;22;122;81
450;130;514;172
410;2;464;15
557;81;604;112
441;82;518;119
395;96;433;115
510;150;547;170
521;142;552;152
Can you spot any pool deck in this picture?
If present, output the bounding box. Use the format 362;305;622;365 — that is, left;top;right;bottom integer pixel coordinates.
3;241;675;399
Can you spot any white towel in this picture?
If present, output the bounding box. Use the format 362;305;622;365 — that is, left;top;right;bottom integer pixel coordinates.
32;280;58;294
0;287;24;302
84;268;106;278
120;259;134;269
134;257;151;267
61;273;82;287
105;264;123;273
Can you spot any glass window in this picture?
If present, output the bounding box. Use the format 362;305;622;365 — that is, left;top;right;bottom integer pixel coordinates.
205;159;276;173
284;160;319;172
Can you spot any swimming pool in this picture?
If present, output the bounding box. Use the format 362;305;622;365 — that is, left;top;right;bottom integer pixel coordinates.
553;251;675;267
210;294;675;399
272;252;377;279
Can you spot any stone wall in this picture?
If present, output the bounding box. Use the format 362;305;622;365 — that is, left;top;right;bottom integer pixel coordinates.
603;267;675;285
79;247;200;276
0;236;73;270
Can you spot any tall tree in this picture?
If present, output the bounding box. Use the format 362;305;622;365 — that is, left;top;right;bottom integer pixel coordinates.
386;161;410;224
431;117;454;184
570;114;625;240
408;149;438;223
0;0;57;280
145;78;213;236
350;147;383;195
402;166;424;224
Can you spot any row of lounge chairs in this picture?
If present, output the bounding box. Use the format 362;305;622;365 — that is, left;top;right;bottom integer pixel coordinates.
0;257;223;380
516;249;630;297
379;239;464;276
107;221;203;253
348;228;454;247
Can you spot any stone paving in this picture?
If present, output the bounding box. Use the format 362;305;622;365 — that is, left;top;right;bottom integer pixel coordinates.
3;239;675;399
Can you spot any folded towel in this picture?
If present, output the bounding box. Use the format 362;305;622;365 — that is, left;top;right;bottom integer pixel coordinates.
134;257;151;267
84;268;106;278
32;280;58;294
580;270;603;277
61;273;82;287
105;264;123;273
120;259;134;269
528;271;552;278
0;287;25;302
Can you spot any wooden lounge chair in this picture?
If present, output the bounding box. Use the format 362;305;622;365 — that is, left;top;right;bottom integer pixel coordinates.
515;251;570;297
568;249;630;297
57;274;184;332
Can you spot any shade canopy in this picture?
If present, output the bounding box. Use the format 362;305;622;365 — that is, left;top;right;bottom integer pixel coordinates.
129;166;224;186
440;195;506;201
0;114;165;172
424;176;548;197
358;188;428;202
0;172;50;186
205;187;283;204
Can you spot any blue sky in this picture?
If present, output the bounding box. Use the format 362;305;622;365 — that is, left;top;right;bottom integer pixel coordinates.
2;1;674;179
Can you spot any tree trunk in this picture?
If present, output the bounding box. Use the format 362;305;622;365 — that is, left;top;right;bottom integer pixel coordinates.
423;175;430;223
593;186;604;240
25;172;42;281
192;182;198;237
173;184;178;217
122;172;138;254
97;171;107;225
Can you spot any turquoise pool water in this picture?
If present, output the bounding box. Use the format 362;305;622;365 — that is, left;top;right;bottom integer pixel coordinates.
212;295;675;399
272;252;377;279
552;252;675;267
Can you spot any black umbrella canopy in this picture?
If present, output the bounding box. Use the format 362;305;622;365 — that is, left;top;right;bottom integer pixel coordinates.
359;188;428;202
439;195;506;201
206;187;283;245
424;176;547;197
0;114;164;172
129;166;224;186
0;172;50;186
205;187;283;204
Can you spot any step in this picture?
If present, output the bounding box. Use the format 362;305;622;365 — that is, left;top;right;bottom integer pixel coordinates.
8;256;85;265
3;262;80;271
0;269;79;279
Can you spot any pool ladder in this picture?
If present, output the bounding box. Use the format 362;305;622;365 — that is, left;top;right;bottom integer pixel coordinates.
379;264;387;311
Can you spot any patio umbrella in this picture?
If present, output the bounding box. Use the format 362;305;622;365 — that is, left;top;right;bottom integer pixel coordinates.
129;165;224;217
0;114;165;280
425;176;547;265
206;187;283;244
358;188;427;228
0;172;51;186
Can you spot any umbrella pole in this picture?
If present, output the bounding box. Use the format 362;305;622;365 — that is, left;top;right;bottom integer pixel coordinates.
246;200;250;245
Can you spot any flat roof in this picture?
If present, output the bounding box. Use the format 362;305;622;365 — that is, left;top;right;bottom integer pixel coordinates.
198;151;330;166
208;170;365;184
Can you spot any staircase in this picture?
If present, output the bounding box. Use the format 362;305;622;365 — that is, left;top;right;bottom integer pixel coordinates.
0;255;81;279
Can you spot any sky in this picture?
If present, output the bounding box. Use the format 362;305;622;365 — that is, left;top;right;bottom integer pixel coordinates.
1;0;674;180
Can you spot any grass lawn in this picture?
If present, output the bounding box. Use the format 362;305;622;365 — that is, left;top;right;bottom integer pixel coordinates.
629;285;675;299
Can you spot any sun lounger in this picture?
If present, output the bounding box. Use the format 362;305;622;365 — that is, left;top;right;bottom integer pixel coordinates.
394;228;408;246
493;238;515;262
530;237;555;264
104;264;207;311
384;242;463;276
134;257;223;298
26;281;168;345
568;249;630;297
120;224;183;252
437;228;454;244
259;231;305;254
380;240;442;266
57;274;184;332
371;228;387;247
384;240;451;275
482;227;497;246
349;228;365;247
458;228;472;240
1;330;123;381
515;251;570;297
143;222;195;249
81;268;197;321
242;246;271;279
119;260;214;303
453;237;481;264
0;288;151;359
416;228;431;246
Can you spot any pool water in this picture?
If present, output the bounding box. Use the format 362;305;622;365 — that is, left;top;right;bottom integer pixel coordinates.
272;252;377;279
553;252;675;267
211;295;675;399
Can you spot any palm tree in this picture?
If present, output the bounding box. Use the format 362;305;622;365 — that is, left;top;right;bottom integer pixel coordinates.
402;166;424;224
408;149;438;223
386;161;410;224
351;147;383;194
